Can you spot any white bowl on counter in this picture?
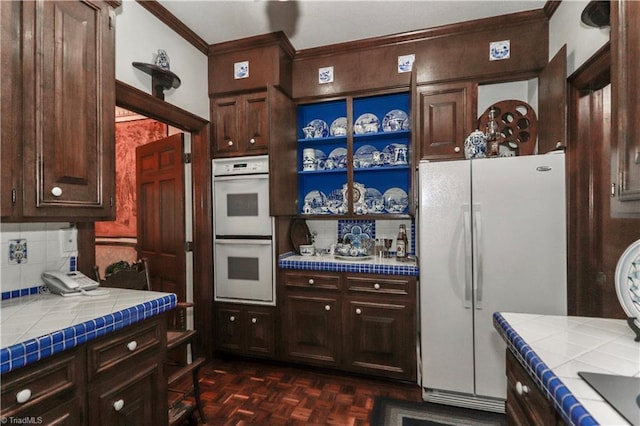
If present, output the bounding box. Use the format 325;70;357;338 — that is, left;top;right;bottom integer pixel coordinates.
299;245;315;256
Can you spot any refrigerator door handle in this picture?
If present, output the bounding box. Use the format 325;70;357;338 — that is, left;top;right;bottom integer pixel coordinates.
463;203;472;308
474;204;483;309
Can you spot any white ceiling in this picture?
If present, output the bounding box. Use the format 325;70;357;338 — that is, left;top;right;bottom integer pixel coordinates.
157;1;547;51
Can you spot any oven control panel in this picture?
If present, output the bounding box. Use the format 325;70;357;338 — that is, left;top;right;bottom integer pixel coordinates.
213;155;269;176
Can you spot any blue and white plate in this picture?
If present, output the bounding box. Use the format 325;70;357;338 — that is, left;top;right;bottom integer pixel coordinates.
303;119;329;139
314;149;327;170
364;187;384;213
327;147;347;169
330;117;347;137
354;145;377;168
383;187;409;214
382;109;409;132
354;113;380;134
326;189;345;214
615;239;640;329
303;190;328;214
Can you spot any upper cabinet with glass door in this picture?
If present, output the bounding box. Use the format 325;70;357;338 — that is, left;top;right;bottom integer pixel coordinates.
297;92;412;217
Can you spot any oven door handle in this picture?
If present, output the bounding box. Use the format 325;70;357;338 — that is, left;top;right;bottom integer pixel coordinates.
213;174;268;182
215;239;272;245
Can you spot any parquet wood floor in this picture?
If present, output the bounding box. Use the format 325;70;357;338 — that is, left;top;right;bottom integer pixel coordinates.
190;357;422;426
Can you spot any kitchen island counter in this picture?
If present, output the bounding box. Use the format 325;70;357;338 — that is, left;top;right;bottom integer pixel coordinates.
0;287;176;374
278;252;419;276
494;312;640;426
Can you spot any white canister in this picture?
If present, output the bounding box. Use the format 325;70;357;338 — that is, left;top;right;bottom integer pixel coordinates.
299;244;315;256
303;148;316;171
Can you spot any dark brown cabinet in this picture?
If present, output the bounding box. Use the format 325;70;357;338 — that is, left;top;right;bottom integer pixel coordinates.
1;316;168;426
611;0;640;217
279;270;417;381
505;350;563;425
416;82;477;161
1;0;116;221
212;92;269;157
214;303;276;358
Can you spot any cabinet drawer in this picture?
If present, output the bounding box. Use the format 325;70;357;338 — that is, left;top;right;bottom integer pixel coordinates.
1;349;83;417
346;274;412;296
87;319;164;379
282;271;341;290
506;350;557;425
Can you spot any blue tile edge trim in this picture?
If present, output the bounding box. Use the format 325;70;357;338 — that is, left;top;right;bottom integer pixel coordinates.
1;286;44;301
492;313;598;426
0;293;177;375
278;252;419;276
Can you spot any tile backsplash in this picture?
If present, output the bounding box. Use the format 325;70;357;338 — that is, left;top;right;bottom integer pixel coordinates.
0;223;77;294
306;218;414;255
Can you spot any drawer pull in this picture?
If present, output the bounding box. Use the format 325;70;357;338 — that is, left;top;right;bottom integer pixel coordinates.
126;341;138;352
113;399;125;411
51;186;63;197
308;279;314;285
229;315;236;322
374;283;380;290
355;308;362;315
324;305;331;311
251;317;257;324
249;138;256;144
16;389;31;404
454;146;461;153
515;381;529;396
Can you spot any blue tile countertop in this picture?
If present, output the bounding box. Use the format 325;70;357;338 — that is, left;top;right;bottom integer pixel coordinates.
494;312;640;426
0;288;176;374
279;252;419;276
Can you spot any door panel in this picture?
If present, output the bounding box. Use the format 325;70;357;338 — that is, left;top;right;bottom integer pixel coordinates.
538;45;567;154
136;134;186;302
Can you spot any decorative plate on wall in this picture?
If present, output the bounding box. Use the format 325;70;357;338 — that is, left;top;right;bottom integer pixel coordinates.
615;239;640;330
477;100;538;156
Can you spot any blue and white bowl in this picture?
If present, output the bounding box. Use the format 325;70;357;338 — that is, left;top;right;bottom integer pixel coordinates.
464;130;487;159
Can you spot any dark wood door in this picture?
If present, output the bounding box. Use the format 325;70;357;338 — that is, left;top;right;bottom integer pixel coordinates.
214;305;244;352
246;306;275;356
243;92;269;155
538;45;567;154
136;134;186;302
345;300;415;380
283;294;340;365
21;0;114;219
212;96;241;156
417;83;476;161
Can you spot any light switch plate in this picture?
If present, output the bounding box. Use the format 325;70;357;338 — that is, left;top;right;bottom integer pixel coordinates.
59;227;77;254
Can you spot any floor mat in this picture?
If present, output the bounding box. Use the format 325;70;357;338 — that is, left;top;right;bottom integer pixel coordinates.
369;397;507;426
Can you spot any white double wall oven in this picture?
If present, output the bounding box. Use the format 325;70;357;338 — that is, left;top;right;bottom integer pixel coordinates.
212;156;274;305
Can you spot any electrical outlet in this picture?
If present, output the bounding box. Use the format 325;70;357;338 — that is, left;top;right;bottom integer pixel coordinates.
59;227;78;254
9;239;27;264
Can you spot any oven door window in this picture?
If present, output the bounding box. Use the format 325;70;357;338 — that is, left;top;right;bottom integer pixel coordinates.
214;175;271;236
214;240;273;303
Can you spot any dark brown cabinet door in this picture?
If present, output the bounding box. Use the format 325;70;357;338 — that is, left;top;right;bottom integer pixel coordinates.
283;294;340;365
538;45;567;154
88;359;165;426
212;92;269;157
20;0;115;220
215;305;244;352
417;83;476;161
214;304;275;357
611;0;640;217
245;307;275;356
345;300;416;381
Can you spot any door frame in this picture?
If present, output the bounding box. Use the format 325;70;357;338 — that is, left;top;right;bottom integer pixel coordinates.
78;81;212;357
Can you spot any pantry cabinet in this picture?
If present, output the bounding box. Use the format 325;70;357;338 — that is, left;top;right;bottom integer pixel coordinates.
211;92;269;157
611;0;640;217
279;269;417;381
214;303;276;358
416;82;477;161
1;0;116;221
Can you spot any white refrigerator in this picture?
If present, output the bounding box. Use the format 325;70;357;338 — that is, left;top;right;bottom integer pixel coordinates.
418;154;567;412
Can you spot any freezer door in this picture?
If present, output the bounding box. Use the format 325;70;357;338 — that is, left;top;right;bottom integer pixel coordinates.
471;154;567;399
419;160;475;394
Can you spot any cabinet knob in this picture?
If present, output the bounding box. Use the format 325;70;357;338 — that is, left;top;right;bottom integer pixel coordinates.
454;147;461;153
229;315;235;322
308;279;314;285
113;399;125;411
251;317;257;324
515;381;529;396
126;341;137;352
228;140;234;146
16;389;32;404
355;308;362;315
249;138;256;144
374;283;380;290
324;304;331;311
51;186;63;197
